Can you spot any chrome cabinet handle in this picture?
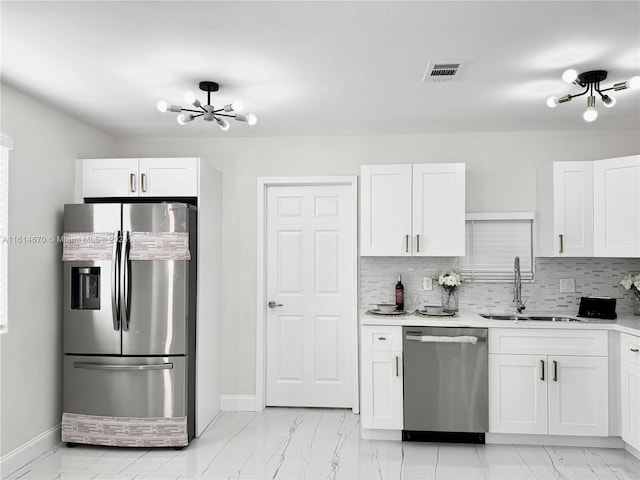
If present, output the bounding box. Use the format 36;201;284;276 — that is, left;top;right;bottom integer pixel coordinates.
73;362;173;371
405;235;409;253
378;336;387;341
559;234;564;254
141;173;147;192
268;300;283;308
395;356;399;377
553;360;558;382
416;234;420;253
540;359;545;381
130;173;136;192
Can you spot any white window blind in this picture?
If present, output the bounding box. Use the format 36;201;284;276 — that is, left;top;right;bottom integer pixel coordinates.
0;137;12;334
460;214;534;282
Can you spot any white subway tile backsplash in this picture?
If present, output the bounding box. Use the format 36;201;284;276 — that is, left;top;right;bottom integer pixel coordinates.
360;257;640;316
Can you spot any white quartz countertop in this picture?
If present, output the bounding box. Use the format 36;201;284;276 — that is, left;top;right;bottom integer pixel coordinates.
360;311;640;336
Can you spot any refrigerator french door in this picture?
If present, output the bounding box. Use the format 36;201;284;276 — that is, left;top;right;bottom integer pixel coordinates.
61;202;197;448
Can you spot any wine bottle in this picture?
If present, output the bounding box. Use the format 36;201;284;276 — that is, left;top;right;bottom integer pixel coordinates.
395;274;404;311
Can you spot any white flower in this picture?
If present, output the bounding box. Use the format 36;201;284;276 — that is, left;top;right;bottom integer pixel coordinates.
634;279;640;291
437;270;462;288
621;274;635;290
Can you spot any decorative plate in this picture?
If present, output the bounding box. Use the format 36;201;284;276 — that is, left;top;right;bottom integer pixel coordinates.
366;309;408;316
415;310;456;317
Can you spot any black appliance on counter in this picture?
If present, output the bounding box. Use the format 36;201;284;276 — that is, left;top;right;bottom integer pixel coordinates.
578;296;617;320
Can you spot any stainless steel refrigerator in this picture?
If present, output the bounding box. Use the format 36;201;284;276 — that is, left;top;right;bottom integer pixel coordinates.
61;202;197;448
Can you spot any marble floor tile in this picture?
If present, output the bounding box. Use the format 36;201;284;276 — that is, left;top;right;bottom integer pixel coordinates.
4;408;639;480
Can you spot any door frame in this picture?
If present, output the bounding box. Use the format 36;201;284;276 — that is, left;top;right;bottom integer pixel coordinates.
256;176;359;413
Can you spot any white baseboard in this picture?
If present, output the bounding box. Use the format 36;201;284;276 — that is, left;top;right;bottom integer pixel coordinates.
486;433;624;449
624;442;640;460
360;429;402;441
219;395;258;412
0;424;61;479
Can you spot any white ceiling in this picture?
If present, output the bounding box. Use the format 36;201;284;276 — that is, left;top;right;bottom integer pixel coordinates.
2;1;639;138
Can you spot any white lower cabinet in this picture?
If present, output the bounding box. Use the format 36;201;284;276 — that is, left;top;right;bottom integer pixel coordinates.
620;332;640;450
360;326;403;430
489;329;609;437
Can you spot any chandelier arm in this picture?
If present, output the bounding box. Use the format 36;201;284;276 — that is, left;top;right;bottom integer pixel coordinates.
214;113;237;118
598;86;616;94
181;107;203;113
567;85;590;100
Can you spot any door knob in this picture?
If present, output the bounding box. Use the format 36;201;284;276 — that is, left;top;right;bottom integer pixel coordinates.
268;300;283;308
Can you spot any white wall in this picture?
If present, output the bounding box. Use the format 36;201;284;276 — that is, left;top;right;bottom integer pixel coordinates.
0;83;116;460
115;130;640;398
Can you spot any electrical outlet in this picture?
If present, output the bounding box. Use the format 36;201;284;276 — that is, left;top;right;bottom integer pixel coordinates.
559;279;576;293
423;277;432;291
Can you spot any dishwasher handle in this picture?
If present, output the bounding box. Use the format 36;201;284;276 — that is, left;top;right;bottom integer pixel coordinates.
405;334;485;345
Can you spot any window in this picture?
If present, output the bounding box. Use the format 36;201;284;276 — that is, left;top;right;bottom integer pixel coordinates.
0;136;12;333
460;212;534;282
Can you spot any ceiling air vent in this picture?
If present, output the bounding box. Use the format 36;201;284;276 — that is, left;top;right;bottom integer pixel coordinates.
422;60;467;82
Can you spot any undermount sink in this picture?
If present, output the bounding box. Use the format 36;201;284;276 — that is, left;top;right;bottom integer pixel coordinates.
480;314;583;322
480;314;529;321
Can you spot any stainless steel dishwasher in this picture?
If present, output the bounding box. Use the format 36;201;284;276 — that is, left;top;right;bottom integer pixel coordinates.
402;326;488;443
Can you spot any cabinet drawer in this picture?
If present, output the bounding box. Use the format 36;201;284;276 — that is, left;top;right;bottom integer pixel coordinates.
360;325;402;351
621;332;640;366
489;328;607;356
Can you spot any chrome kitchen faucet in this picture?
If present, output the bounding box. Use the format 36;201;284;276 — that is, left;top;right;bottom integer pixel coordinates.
513;256;526;314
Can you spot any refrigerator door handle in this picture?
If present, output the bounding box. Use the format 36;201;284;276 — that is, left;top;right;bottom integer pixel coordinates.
73;361;173;371
120;231;132;331
111;230;121;330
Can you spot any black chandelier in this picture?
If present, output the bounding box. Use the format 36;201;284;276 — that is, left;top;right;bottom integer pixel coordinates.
546;69;640;122
157;81;257;131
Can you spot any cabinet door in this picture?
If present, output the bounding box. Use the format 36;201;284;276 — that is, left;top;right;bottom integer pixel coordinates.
360;164;412;256
620;332;640;450
360;349;403;430
82;158;138;198
547;356;608;436
593;155;640;257
412;163;465;256
488;354;547;434
553;162;593;256
138;158;198;197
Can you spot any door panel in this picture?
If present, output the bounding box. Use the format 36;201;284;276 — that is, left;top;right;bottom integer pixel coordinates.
266;184;354;407
63;355;187;418
82;158;138;198
138;157;198;197
124;260;188;355
360;165;412;256
488;354;547;434
547;355;608;436
63;204;122;355
122;203;192;355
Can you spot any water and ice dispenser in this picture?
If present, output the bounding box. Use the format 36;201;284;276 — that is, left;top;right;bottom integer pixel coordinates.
71;267;100;310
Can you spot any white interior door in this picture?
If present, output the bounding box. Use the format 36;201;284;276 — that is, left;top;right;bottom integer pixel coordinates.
265;184;355;407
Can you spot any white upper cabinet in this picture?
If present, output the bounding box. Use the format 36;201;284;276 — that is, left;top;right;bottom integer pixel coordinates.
360;163;465;256
360;165;413;256
412;163;466;256
82;158;199;198
593;155;640;257
537;162;593;257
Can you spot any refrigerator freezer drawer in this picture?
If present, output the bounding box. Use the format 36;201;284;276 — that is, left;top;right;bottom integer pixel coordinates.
63;355;188;418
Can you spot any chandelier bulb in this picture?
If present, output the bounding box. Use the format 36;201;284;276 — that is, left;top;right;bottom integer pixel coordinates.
177;114;194;125
629;76;640;90
602;95;616;108
157;100;168;112
546;96;559;108
216;118;230;131
184;91;196;105
246;114;258;126
583;107;598;122
562;69;578;83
